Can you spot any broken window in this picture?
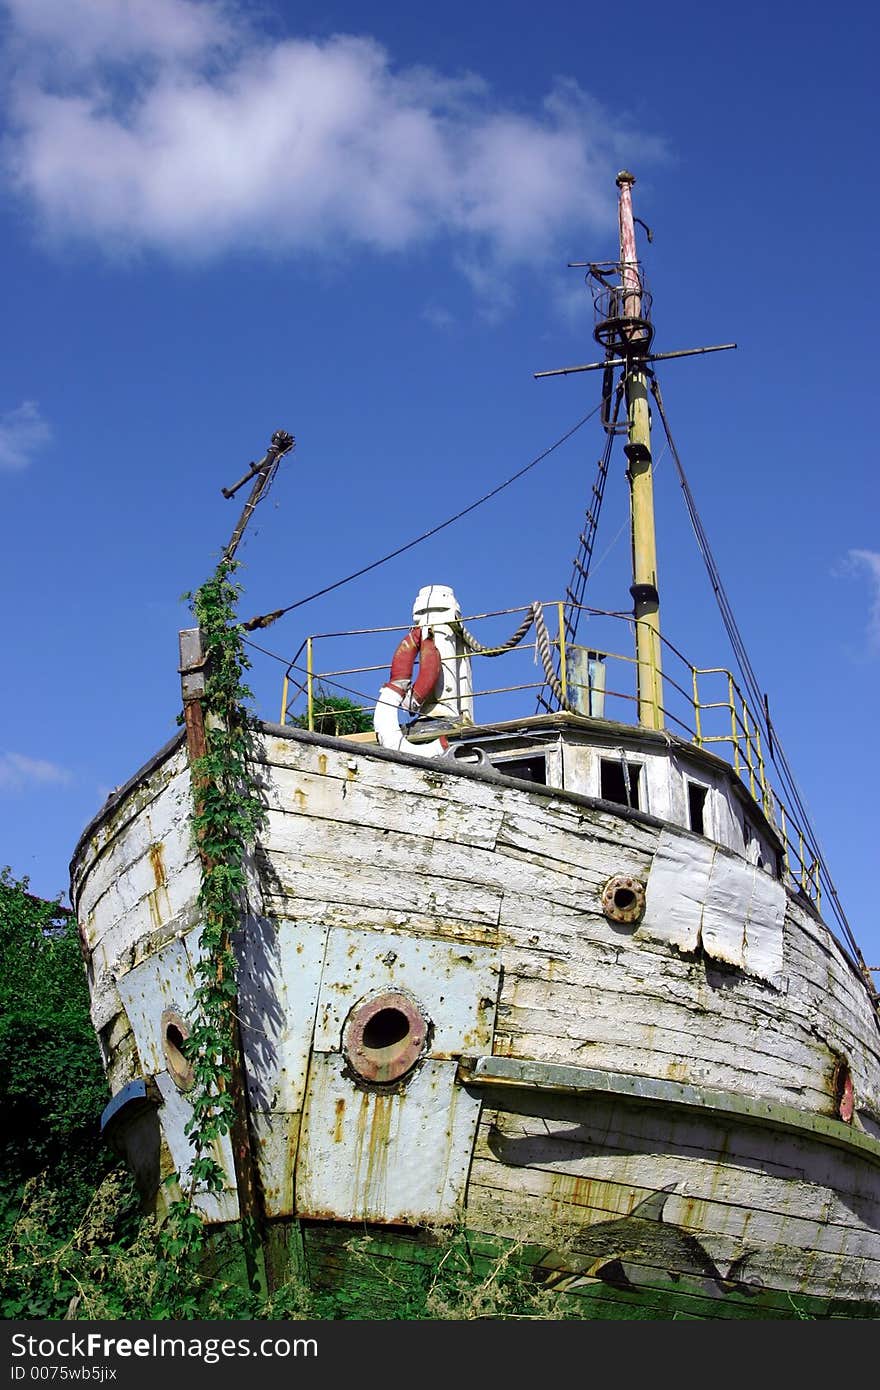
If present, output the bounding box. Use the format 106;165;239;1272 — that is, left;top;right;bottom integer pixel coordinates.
600;758;641;809
687;781;708;835
493;754;547;785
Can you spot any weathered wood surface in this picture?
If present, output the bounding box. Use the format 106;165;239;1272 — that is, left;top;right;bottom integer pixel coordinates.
467;1159;880;1300
70;724;880;1307
257;734;880;1116
463;1088;880;1302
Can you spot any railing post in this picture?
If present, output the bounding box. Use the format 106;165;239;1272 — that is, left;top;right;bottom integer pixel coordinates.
742;698;757;800
726;674;740;776
778;802;791;876
692;667;702;746
307;637;314;731
280;673;289;727
557;602;568;707
753;723;771;819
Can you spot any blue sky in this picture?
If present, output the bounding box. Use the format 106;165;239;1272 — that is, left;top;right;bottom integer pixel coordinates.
1;1;878;975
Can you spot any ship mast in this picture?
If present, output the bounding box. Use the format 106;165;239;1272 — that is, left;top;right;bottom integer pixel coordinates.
616;171;664;730
535;176;737;730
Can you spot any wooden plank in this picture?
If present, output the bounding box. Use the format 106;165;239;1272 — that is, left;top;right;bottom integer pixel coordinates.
474;1092;880;1204
470;1121;880;1258
465;1162;880;1299
261;731;661;851
71;746;189;901
74;759;192;926
264;806;642;915
491;1025;832;1111
261;843;504;929
496;974;834;1082
262;762;504;850
259;890;501;947
495;806;653;880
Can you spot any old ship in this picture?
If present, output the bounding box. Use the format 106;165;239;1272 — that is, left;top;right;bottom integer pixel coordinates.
70;172;880;1319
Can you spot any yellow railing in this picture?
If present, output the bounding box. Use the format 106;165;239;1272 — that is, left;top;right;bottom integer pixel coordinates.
279;602;822;903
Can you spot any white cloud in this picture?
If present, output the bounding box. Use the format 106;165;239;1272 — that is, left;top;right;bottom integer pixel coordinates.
2;0;234;66
0;752;72;790
848;548;880;648
0;401;52;471
1;1;666;293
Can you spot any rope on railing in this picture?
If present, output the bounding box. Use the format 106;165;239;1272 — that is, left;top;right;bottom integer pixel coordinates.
532;604;569;711
454;602;571;711
454;609;535;656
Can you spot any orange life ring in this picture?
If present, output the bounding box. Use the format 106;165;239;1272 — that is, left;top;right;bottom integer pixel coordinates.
384;626;442;713
374;626;448;757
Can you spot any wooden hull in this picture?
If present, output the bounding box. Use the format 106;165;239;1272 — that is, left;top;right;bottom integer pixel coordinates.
70;722;880;1318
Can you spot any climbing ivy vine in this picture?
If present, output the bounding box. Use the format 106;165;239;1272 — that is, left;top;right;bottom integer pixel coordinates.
163;558;265;1265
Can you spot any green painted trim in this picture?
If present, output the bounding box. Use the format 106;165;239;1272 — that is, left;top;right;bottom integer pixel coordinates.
458;1056;880;1168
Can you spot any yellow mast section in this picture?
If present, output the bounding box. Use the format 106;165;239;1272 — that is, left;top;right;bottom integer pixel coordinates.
617;171;664;730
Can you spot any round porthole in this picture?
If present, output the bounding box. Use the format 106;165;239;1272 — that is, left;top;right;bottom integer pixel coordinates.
161;1008;195;1091
342;991;429;1085
601;875;646;925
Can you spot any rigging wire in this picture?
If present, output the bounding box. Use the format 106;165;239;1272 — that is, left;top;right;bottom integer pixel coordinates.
648;372;870;982
536;383;622;712
242;400;604;632
536;423;615;710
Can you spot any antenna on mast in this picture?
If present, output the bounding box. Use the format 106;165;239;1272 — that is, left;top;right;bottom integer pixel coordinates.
221;428;295;562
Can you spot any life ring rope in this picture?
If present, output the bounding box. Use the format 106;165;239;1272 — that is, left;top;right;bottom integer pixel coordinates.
375;625;448;757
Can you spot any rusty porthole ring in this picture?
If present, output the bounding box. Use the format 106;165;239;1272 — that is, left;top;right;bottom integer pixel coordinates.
161;1007;195;1091
601;874;646;925
342;991;429;1085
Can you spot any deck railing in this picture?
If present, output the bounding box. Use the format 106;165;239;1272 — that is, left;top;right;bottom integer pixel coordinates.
278;602;822;904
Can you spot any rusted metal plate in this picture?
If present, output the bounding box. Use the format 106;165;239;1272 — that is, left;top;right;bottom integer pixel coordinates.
294;926;499;1222
152;1072;239;1223
295;1054;483;1222
115;935;238;1218
234;915;328;1113
116;937;198;1076
249;1111;301;1216
233;915;328;1219
312;926;500;1058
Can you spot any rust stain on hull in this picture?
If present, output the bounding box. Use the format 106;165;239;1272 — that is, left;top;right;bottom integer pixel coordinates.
146;841;171;930
148;842;167;889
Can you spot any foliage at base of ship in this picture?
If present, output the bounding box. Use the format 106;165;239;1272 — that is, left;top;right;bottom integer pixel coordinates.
0;867;113;1316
